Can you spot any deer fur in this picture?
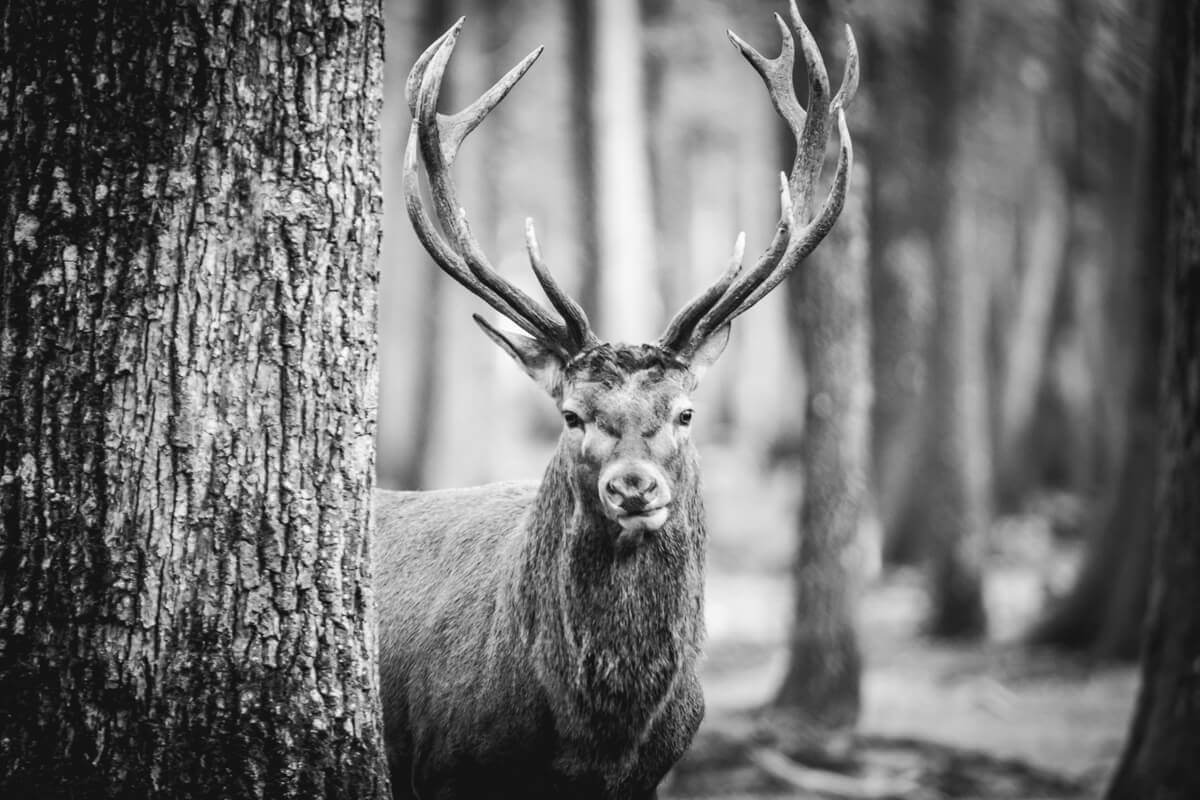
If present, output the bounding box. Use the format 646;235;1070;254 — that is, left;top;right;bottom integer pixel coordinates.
374;344;718;799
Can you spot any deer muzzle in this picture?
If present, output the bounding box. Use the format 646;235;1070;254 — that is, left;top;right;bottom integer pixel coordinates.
598;461;672;534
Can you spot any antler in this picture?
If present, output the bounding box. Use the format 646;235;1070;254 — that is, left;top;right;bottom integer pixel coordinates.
659;0;859;357
403;19;598;357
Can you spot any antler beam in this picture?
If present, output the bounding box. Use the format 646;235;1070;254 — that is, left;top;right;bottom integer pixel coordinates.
403;19;598;357
659;0;859;357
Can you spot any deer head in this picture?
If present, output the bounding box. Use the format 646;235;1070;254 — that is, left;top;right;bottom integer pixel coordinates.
403;4;858;551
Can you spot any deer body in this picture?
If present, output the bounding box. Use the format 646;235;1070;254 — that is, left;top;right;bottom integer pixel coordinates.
375;440;705;797
376;347;710;798
392;5;856;797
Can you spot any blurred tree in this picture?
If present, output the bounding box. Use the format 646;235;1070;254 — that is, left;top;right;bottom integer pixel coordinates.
397;0;459;490
0;1;390;796
769;0;869;764
858;4;935;565
991;0;1144;511
1106;1;1200;795
917;0;990;638
566;0;601;322
1028;0;1159;661
990;68;1071;508
595;0;661;340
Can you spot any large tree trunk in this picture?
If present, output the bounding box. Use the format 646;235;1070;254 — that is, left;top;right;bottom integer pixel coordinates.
1106;1;1200;796
0;2;390;797
919;0;989;639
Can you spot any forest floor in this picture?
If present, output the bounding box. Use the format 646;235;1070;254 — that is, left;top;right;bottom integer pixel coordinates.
661;445;1138;800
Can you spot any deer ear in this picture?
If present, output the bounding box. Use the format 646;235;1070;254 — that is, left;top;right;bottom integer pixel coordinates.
473;314;564;396
687;324;731;384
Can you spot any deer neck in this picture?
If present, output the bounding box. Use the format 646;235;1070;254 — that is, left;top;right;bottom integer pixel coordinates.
517;439;706;750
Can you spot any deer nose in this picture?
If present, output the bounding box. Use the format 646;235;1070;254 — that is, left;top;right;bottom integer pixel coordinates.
603;468;660;512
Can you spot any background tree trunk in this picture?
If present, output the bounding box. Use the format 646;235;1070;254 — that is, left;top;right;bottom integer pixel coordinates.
396;0;457;490
864;23;935;567
0;2;390;797
1106;1;1200;796
1025;0;1157;661
772;167;870;764
918;0;990;638
766;0;869;765
567;0;601;324
594;0;660;341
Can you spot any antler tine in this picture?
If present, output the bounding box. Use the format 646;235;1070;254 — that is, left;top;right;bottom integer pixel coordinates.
658;232;747;353
525;219;598;351
728;15;804;138
405;19;459;117
789;0;832;218
407;18;544;169
410;19;588;353
831;23;860;112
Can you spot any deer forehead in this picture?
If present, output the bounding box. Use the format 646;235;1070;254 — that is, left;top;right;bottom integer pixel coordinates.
563;369;692;428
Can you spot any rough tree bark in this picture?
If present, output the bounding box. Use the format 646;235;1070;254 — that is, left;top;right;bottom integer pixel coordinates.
1106;1;1200;796
770;1;869;763
0;2;389;797
918;0;989;638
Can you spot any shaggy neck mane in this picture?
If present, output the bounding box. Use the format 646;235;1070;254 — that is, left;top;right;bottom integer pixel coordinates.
515;434;707;755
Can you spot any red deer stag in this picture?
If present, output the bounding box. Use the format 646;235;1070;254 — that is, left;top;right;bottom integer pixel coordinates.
378;4;857;797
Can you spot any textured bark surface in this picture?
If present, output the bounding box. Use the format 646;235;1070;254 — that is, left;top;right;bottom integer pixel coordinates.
1107;1;1200;796
919;0;989;639
0;1;388;797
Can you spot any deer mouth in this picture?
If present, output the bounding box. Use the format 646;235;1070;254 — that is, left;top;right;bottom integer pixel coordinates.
615;506;670;533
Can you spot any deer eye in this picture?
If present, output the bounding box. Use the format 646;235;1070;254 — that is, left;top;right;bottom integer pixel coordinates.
563;410;583;429
677;409;694;426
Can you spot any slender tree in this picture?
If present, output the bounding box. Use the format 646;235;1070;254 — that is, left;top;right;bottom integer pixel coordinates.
770;0;869;762
918;0;989;638
862;14;935;565
0;2;389;797
397;0;457;490
566;0;601;324
1106;1;1200;796
594;0;660;340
